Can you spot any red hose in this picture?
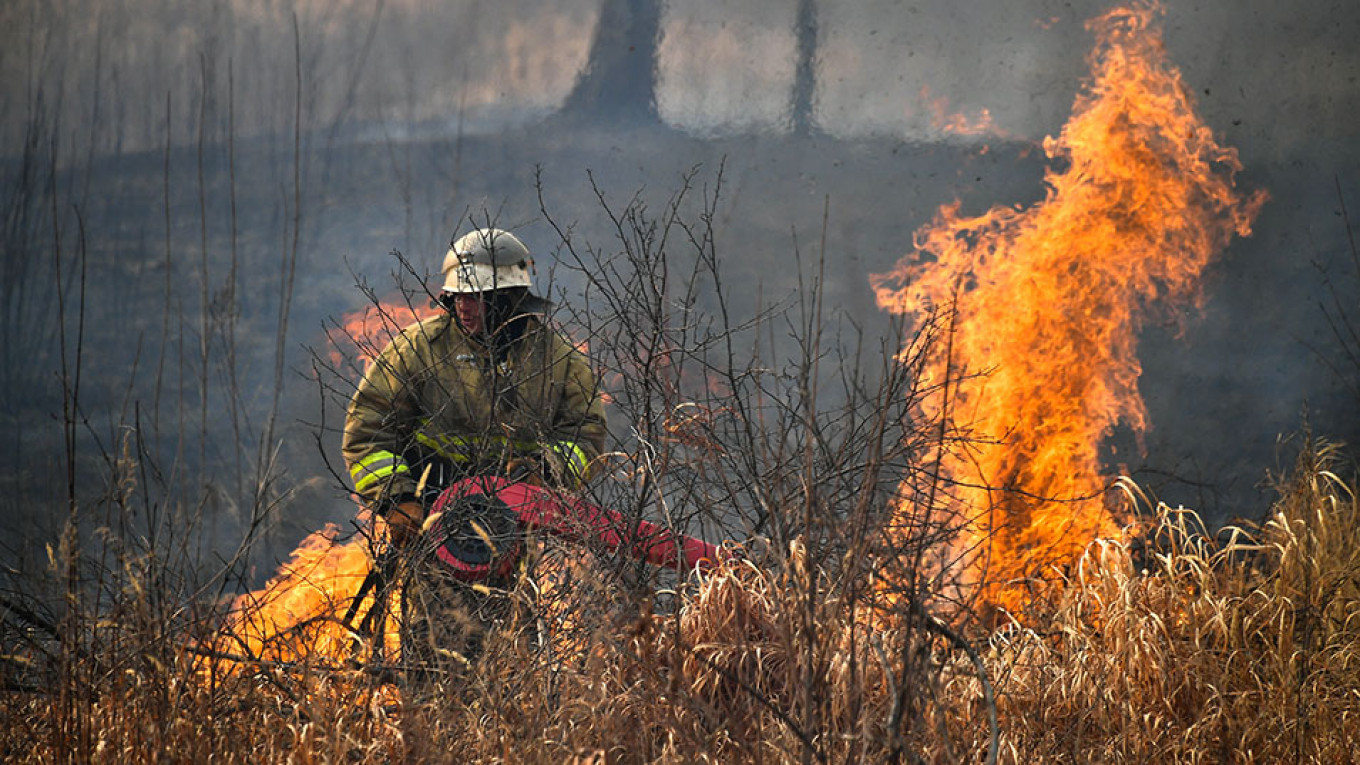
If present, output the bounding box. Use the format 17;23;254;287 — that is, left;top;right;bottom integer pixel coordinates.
437;477;723;572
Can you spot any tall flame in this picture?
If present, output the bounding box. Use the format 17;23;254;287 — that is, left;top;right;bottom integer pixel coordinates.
873;3;1265;614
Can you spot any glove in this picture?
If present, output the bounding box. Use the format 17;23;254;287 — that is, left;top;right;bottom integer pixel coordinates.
505;454;548;486
386;500;424;547
506;446;574;488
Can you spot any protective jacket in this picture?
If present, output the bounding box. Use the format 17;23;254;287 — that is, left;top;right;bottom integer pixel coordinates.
342;311;606;511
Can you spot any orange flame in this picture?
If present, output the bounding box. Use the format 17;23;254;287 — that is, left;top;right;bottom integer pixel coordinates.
208;513;401;670
329;297;440;373
873;3;1265;615
200;298;438;679
923;85;1008;139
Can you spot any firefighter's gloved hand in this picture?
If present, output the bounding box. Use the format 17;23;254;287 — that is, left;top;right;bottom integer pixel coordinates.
386;500;424;547
507;447;573;487
504;454;547;486
538;446;569;486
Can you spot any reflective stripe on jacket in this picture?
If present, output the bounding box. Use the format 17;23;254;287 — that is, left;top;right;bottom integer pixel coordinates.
342;312;607;507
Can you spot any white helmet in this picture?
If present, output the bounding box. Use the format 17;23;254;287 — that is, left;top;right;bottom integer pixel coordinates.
442;228;534;293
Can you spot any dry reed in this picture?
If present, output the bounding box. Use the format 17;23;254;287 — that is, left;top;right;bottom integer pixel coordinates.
951;439;1360;764
3;441;1358;764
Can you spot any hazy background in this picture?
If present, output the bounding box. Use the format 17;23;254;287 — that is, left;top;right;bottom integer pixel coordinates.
6;1;1356;150
2;0;1357;571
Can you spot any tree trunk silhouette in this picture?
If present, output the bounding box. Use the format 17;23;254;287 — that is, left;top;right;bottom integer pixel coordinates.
557;0;662;126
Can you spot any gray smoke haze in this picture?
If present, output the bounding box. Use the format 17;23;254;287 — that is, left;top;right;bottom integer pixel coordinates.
2;0;1357;569
7;2;1355;149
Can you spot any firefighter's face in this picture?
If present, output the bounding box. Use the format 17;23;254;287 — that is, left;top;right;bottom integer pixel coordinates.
452;292;487;335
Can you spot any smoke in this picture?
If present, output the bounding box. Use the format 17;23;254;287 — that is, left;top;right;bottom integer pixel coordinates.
0;0;600;153
658;1;799;134
4;1;1356;149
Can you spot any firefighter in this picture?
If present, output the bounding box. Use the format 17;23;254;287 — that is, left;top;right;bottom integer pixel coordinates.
342;226;607;670
343;227;606;539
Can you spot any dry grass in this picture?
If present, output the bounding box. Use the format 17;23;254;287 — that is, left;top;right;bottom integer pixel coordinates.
3;441;1359;763
963;440;1360;764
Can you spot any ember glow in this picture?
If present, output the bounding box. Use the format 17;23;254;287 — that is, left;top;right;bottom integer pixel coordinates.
873;3;1265;614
